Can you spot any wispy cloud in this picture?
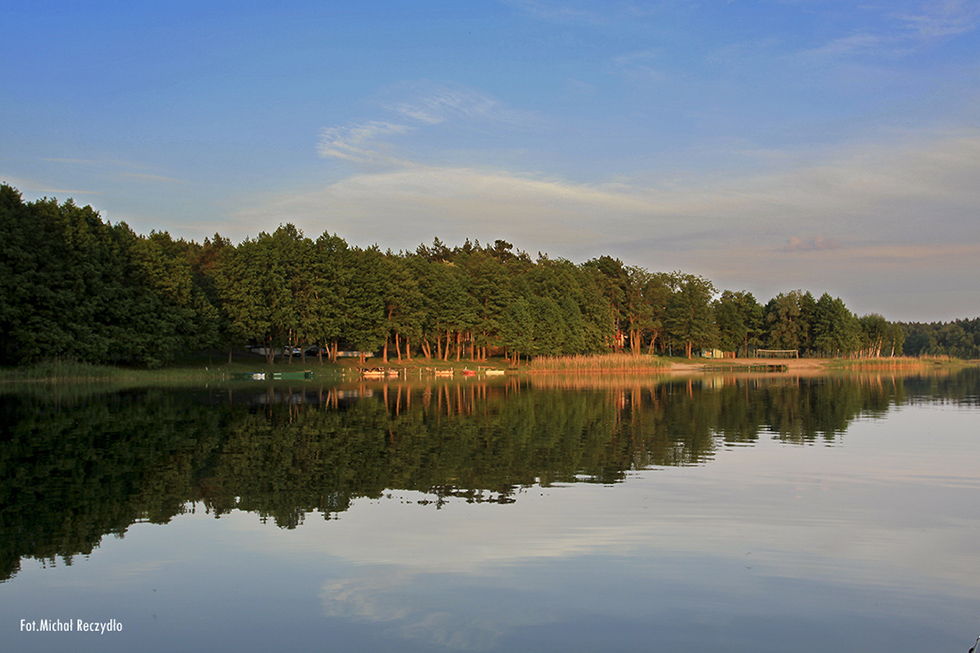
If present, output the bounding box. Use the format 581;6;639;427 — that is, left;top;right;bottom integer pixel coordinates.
319;82;533;169
384;81;531;126
897;0;980;38
0;172;100;198
800;33;889;60
30;187;100;196
41;157;104;165
317;121;415;166
34;157;185;187
798;0;980;63
283;129;980;249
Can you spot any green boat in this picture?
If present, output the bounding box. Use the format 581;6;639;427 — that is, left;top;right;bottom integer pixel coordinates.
272;370;314;380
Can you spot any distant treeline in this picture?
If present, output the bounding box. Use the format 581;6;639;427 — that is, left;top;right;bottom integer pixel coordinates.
1;183;973;366
900;319;980;359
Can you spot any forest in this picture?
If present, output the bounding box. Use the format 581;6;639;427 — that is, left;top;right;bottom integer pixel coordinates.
2;183;976;367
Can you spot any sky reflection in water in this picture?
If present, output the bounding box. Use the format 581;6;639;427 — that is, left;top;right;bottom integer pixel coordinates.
2;372;979;652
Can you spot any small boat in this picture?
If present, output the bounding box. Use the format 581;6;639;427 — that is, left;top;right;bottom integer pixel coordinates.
462;369;476;377
485;369;505;376
272;370;314;380
231;372;266;380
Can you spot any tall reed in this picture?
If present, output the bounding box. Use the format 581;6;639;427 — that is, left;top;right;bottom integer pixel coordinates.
528;354;668;374
832;357;939;371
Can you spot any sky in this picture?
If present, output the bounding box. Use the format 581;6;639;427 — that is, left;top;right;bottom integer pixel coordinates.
3;0;979;322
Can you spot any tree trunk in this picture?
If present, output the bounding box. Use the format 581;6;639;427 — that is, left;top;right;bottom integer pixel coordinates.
647;331;659;356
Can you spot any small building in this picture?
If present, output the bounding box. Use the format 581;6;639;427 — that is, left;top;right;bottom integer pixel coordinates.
701;349;736;359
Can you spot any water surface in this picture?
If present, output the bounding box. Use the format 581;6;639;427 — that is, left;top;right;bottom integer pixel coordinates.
2;370;979;651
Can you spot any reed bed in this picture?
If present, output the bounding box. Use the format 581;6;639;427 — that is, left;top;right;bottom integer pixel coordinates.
831;356;944;371
528;353;668;374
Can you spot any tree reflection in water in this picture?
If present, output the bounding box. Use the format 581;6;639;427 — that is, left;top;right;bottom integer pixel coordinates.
1;368;976;582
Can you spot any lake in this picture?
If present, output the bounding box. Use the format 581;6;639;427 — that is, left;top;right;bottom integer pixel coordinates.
2;369;979;652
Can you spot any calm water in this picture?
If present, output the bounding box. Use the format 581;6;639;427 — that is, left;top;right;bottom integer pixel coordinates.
2;369;979;652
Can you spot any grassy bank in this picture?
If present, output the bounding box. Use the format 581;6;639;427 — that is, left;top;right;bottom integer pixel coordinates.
0;358;348;385
0;360;222;384
0;354;512;386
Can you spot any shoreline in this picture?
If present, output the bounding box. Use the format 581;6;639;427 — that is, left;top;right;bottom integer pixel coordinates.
0;355;970;386
668;357;829;375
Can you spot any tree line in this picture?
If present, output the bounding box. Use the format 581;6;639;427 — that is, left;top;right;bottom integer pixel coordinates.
3;183;969;367
899;319;980;360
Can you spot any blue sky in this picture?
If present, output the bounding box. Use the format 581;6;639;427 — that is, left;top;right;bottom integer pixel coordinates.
3;0;979;321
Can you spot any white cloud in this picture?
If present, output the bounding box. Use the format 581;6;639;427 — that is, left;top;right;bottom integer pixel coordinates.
318;83;534;171
264;129;980;250
317;121;414;166
384;82;519;126
792;1;980;64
